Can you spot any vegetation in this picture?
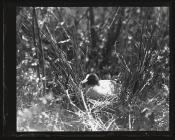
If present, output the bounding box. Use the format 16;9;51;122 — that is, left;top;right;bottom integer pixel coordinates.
16;7;169;131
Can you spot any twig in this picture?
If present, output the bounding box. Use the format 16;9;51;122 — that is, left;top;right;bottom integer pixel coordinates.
51;10;71;40
116;53;131;73
80;90;89;112
128;112;132;131
65;89;84;114
45;24;57;44
108;7;120;29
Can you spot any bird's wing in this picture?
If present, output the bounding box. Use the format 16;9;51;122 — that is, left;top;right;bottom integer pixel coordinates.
85;87;106;100
98;80;116;95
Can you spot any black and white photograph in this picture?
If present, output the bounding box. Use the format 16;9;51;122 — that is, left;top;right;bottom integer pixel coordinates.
16;7;169;132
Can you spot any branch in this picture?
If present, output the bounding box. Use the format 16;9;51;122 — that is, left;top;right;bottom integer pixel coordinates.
32;7;40;79
33;7;46;96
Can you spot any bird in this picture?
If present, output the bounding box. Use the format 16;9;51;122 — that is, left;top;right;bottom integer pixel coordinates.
81;73;121;101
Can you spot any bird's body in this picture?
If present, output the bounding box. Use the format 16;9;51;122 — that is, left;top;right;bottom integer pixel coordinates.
81;73;120;100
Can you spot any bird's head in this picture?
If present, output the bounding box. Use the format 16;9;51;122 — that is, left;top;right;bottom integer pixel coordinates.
81;73;99;88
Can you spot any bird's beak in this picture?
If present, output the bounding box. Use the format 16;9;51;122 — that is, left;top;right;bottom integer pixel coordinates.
81;79;88;84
